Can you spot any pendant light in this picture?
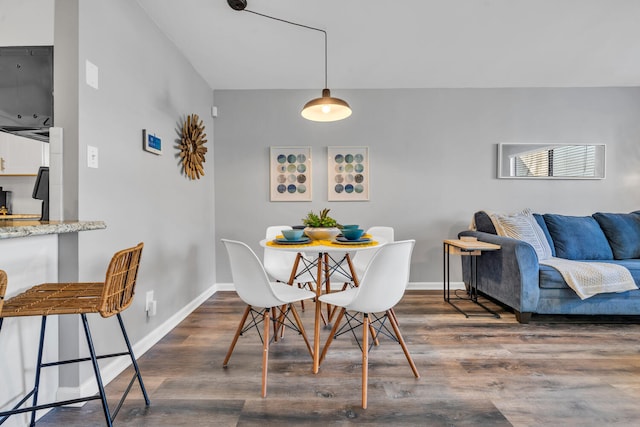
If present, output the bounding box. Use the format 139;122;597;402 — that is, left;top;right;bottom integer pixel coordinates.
228;0;352;122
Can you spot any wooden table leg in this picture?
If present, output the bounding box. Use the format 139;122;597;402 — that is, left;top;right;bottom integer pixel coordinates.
313;252;323;374
323;253;332;322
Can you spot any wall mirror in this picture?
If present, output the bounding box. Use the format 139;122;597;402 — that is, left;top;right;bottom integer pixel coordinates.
497;143;606;179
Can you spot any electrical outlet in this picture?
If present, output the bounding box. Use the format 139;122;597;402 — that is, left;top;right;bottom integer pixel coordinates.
145;291;157;317
87;146;99;168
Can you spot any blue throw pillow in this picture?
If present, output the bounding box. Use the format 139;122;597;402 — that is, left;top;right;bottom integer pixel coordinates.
593;212;640;259
543;214;613;260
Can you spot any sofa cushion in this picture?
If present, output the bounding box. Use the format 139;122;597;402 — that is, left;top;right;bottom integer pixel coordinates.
473;211;497;234
592;212;640;260
490;209;553;260
543;214;613;260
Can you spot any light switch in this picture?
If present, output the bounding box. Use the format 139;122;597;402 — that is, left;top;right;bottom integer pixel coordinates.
87;146;99;168
85;60;99;89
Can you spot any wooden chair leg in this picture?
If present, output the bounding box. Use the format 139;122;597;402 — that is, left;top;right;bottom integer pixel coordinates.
319;307;345;366
362;313;369;409
274;306;287;340
386;310;420;378
261;308;270;398
223;305;251;367
290;304;313;358
369;322;380;347
326;283;349;324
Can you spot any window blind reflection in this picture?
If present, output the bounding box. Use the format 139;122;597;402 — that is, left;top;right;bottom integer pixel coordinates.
512;145;597;177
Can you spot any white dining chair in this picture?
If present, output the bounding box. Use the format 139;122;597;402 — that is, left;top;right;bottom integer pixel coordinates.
352;226;395;279
318;240;420;409
263;225;317;310
221;239;315;398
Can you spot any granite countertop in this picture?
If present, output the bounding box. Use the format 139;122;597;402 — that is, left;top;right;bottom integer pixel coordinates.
0;220;107;239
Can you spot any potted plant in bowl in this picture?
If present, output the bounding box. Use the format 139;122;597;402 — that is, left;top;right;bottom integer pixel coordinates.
302;208;341;240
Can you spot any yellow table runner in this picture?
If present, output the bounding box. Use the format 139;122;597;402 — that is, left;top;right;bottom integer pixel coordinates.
267;234;378;248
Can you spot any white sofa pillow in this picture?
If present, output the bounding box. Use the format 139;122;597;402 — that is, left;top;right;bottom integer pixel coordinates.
490;208;553;260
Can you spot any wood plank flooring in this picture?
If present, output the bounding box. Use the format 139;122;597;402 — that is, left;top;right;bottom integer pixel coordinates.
36;291;640;426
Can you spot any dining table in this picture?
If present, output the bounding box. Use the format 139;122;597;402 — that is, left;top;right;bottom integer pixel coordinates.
259;234;386;373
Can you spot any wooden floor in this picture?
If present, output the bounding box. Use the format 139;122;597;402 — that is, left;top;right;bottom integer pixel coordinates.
37;290;640;426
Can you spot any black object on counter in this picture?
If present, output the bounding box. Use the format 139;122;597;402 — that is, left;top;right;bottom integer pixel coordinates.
0;187;12;215
32;167;49;221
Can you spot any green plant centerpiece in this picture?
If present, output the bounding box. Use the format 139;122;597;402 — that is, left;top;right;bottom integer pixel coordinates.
302;208;341;240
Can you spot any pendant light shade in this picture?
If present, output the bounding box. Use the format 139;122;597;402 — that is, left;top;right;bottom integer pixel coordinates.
301;88;352;122
229;0;351;122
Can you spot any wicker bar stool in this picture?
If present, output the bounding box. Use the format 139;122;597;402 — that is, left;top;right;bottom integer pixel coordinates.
0;242;150;426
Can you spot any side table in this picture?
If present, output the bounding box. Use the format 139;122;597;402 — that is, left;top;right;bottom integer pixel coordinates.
443;238;501;318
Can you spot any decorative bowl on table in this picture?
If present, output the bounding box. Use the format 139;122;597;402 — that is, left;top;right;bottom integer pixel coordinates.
341;228;365;241
304;227;341;241
281;229;305;241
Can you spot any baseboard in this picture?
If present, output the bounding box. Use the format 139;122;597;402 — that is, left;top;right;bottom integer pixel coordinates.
407;281;464;290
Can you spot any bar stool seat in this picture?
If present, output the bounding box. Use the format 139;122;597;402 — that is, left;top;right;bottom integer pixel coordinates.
0;242;150;427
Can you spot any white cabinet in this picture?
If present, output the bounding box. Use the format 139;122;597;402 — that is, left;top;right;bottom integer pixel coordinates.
0;131;48;175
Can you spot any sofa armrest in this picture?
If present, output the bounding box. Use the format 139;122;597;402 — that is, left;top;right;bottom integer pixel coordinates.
458;230;540;315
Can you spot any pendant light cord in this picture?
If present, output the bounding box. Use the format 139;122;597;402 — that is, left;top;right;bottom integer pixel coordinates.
245;9;328;89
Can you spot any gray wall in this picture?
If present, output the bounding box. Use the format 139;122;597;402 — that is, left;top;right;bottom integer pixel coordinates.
213;87;640;283
55;0;215;386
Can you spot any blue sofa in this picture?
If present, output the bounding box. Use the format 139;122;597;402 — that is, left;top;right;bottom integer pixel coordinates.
458;211;640;323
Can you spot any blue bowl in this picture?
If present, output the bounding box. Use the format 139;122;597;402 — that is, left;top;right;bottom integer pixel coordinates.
282;229;304;241
342;228;365;240
341;224;359;230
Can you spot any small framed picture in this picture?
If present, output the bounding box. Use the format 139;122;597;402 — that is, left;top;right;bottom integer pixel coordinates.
327;146;369;201
142;129;162;155
270;146;312;201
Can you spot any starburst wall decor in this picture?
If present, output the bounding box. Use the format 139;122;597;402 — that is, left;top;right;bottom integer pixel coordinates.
179;114;207;180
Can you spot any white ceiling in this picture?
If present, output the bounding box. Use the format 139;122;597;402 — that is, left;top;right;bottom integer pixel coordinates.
136;0;640;90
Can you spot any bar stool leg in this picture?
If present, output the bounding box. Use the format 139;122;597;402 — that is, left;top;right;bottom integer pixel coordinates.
29;316;48;427
81;314;113;427
116;313;151;406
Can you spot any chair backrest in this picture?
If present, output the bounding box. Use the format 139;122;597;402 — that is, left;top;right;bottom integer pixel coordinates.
0;270;6;314
222;239;285;308
263;225;303;280
347;240;415;313
352;226;395;272
265;225;292;240
366;226;394;243
99;243;144;318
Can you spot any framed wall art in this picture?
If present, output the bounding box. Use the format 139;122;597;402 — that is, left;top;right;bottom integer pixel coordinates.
327;146;369;201
269;146;312;201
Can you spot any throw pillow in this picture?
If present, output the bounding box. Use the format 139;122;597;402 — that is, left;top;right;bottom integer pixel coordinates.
592;212;640;260
473;211;497;234
543;214;613;260
489;209;553;260
533;213;556;257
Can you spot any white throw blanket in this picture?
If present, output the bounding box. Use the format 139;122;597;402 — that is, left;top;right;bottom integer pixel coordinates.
540;257;638;300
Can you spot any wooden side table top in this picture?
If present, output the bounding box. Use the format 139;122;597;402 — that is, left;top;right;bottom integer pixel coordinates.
444;239;501;251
